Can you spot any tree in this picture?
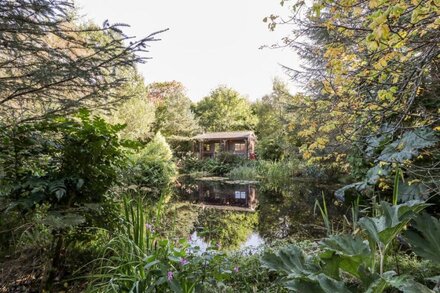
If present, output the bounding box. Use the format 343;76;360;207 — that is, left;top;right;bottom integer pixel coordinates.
0;0;166;126
267;0;440;194
147;81;200;137
253;79;300;160
194;86;257;132
106;72;156;141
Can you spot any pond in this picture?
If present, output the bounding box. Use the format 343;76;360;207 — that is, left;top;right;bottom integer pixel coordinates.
167;176;347;252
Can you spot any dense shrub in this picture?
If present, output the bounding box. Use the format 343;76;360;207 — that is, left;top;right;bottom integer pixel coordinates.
227;163;260;181
0;110;130;289
180;152;246;177
256;137;285;161
122;132;177;199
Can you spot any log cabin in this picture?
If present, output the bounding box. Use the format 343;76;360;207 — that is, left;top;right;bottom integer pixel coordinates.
193;131;257;159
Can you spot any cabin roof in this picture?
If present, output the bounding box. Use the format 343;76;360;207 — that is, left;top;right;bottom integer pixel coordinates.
193;131;255;140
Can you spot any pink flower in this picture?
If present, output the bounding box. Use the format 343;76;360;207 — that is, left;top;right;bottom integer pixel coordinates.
233;266;239;273
180;258;189;265
167;271;174;281
145;223;154;233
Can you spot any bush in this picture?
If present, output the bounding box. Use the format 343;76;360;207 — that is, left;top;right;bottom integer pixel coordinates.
0;110;129;290
227;162;259;181
256;137;285;161
180;152;247;177
122;132;177;199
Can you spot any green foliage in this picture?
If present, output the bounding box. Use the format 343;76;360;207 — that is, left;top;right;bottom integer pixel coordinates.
122;132;177;199
256;137;285;161
359;201;428;250
227;163;259;181
224;251;287;292
90;195;237;292
262;245;351;293
261;198;437;292
253;78;301;161
0;0;163;125
181;152;246;177
226;159;334;187
269;0;440;202
336;128;439;200
197;209;258;251
107;96;156;141
1;110;127;212
194;86;257;132
148;81;200;137
377;128;439;164
404;213;440;265
314;194;332;236
256;160;302;190
0;110;130;289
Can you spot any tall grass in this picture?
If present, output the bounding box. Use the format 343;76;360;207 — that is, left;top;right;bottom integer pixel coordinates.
227;159;303;188
88;195;235;292
88;195;175;292
314;193;332;236
227;164;259;181
257;160;303;190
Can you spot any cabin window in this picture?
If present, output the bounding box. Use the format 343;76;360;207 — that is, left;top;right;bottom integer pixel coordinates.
203;144;211;151
234;143;246;152
214;143;221;152
234;191;246;199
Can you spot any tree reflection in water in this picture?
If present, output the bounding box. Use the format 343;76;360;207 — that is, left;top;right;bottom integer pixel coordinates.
171;178;345;251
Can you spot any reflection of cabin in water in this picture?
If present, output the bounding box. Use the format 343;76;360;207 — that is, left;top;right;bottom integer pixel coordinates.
197;182;258;212
193;131;256;159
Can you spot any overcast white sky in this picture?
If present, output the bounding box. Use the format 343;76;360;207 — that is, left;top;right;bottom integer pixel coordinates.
75;0;300;101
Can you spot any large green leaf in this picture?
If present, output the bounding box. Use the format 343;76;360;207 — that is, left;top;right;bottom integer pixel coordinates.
366;271;434;293
320;234;372;278
284;278;323;292
377;128;439;163
334;181;367;200
318;251;341;279
384;273;434;293
261;245;319;277
284;273;351;293
336;128;438;200
321;234;371;257
334;164;389;200
261;246;352;292
365;271;394;293
398;181;430;202
284;274;352;293
365;165;391;185
404;213;440;264
359;201;428;247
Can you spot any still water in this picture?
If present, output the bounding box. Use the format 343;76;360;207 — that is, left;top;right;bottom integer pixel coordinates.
171;177;346;252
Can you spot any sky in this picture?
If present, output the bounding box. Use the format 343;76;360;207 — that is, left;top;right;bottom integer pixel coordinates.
75;0;300;101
